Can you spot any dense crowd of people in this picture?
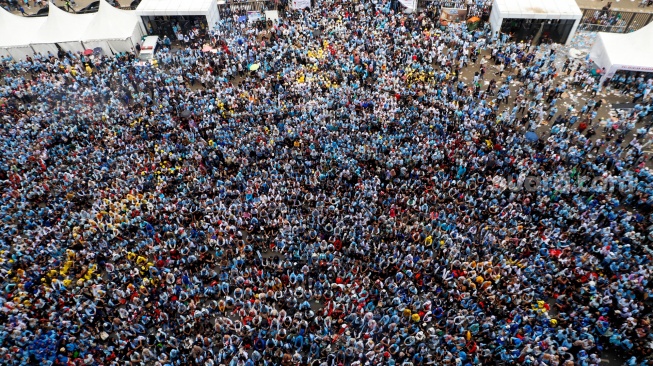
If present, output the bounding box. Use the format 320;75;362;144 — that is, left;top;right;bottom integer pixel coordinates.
2;0;653;365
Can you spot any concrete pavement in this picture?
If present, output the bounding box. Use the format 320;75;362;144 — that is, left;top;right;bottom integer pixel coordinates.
576;0;653;12
4;0;653;15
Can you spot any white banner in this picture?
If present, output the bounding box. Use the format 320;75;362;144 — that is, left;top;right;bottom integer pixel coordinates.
440;7;468;23
398;0;417;12
601;63;653;86
247;11;264;23
291;0;311;9
265;10;280;21
611;64;653;73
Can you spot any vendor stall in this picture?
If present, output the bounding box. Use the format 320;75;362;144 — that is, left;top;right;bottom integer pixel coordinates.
489;0;582;45
589;22;653;84
136;0;220;36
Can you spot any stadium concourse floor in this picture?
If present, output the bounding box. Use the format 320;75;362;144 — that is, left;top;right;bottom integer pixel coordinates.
6;0;653;15
576;0;653;13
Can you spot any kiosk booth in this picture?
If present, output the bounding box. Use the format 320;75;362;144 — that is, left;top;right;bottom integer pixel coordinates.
589;22;653;85
136;0;220;36
489;0;582;45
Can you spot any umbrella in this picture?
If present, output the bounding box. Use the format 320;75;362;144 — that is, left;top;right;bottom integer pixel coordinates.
525;131;538;142
93;47;103;56
180;110;192;118
83;49;94;56
467;16;480;22
249;63;260;71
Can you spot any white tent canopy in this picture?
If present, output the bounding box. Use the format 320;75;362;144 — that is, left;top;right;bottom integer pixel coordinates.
0;9;46;60
82;0;145;55
136;0;220;31
589;22;653;84
490;0;582;45
30;4;95;55
0;1;146;60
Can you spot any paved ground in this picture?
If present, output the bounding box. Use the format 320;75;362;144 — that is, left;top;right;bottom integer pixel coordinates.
5;0;653;15
454;31;652;171
576;0;653;12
